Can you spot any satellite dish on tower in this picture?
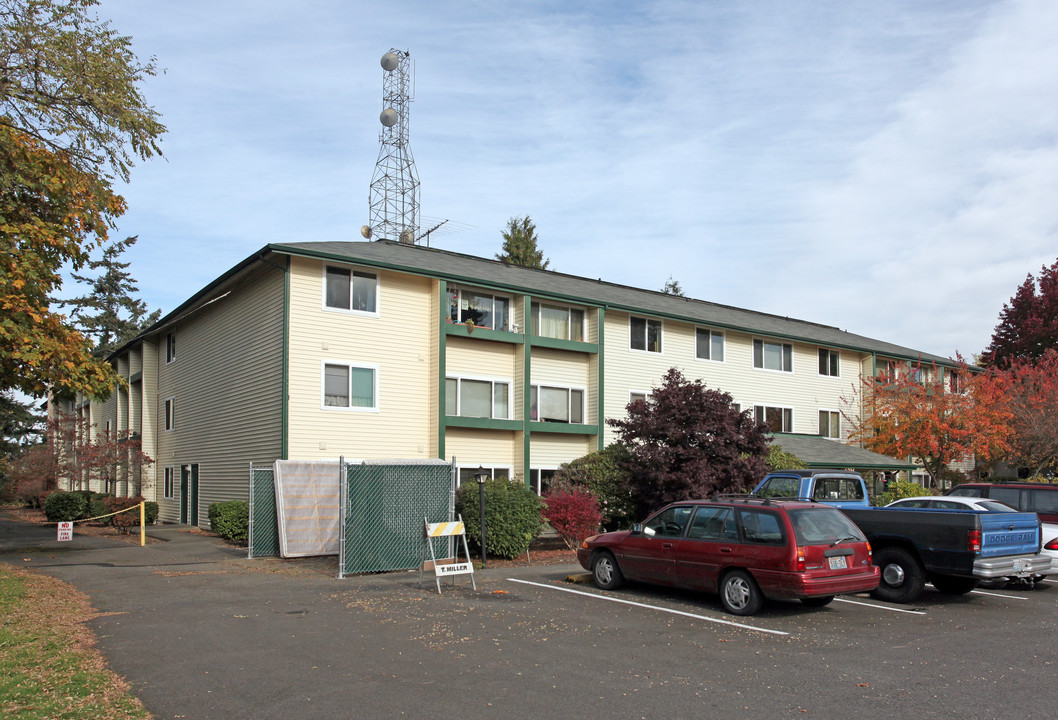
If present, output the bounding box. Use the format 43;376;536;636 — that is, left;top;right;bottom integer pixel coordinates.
379;108;399;127
381;52;399;71
360;225;373;239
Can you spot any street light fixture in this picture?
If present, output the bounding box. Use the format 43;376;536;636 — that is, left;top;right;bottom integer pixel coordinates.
474;466;488;569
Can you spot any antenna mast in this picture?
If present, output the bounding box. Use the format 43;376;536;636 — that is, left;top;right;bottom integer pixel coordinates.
366;49;420;244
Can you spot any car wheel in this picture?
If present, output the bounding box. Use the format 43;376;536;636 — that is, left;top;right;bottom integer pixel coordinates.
1031;576;1052;589
870;547;925;603
930;575;978;595
800;595;834;608
591;551;624;590
719;570;764;616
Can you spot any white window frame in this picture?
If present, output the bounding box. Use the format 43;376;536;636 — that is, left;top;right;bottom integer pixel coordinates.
754;404;793;433
818;409;841;439
530;467;558;495
447;285;511;331
163;397;175;431
322;264;380;317
753;339;793;373
695;328;725;363
628;390;649;405
164;466;176;499
629;316;662;354
531;301;586;342
531;384;586;424
320;360;380;412
456;465;514;488
818;348;840;377
165;332;176;364
445;375;511;420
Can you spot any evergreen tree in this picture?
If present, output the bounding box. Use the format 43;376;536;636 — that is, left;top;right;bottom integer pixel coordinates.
496;215;550;270
0;391;43;455
64;236;161;358
661;277;685;296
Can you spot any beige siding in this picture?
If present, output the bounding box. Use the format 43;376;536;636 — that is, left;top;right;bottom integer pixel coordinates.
447;336;517;380
445;427;517;479
530;434;592;467
286;256;434;461
531;348;589;388
602;310;870;445
154;262;285;525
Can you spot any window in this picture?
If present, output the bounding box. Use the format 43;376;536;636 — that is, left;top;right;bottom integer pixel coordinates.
738;509;785;544
446;377;510;419
165;333;176;363
325;265;378;313
457;466;511;487
819;410;840;439
696;328;725;362
949;370;962;393
447;286;509;331
643;506;692;537
629;391;648;405
530;385;584;424
687;506;737;541
818;348;839;377
164;398;174;431
812;478;864;502
530;468;557;495
323;363;377;410
630;316;662;353
753;339;792;372
532;302;585;341
164;467;175;499
755;405;792;433
758;475;799;499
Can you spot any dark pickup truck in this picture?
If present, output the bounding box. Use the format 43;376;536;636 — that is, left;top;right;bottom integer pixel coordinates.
841;506;1047;602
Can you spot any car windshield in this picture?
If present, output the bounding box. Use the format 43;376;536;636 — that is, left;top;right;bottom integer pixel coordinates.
788;508;866;545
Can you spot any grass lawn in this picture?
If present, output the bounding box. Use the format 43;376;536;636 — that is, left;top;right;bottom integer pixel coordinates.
0;562;151;719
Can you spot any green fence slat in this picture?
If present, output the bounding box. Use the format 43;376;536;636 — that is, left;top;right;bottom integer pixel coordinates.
249;468;279;558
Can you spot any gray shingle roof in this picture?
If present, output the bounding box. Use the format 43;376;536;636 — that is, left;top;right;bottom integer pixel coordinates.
272;240;954;366
770;434;916;471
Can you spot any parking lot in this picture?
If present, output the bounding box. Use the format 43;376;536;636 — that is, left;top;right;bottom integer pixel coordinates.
2;517;1051;720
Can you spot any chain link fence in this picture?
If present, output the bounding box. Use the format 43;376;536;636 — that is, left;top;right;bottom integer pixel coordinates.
247;464;279;559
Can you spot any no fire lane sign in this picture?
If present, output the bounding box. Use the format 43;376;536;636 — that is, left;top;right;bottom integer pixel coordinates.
57;522;73;542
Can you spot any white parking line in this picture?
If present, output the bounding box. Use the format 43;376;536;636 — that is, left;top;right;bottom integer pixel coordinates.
970;589;1029;600
507;578;789;636
833;597;927;615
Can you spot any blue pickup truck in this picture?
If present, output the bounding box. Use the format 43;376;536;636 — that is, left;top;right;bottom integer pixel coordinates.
754;469;1048;602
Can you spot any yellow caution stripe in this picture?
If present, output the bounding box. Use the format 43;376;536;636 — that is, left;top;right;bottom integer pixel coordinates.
426;521;465;537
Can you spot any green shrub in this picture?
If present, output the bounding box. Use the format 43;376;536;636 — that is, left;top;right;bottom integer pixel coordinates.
104;496;151;533
455;477;543;560
208;500;249;543
44;492;88;522
144;501;159;524
872;480;929;507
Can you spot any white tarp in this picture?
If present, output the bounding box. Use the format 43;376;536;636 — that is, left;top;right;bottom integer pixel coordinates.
274;460;341;558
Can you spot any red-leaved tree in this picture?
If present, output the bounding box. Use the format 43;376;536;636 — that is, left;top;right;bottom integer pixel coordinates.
844;359;1010;488
975;349;1058;477
982;258;1058;369
542;488;603;550
608;367;769;517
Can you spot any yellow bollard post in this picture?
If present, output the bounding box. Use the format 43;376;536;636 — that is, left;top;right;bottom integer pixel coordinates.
139;501;145;547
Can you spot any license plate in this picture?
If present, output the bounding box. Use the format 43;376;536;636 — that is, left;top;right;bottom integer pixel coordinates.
828;556;847;570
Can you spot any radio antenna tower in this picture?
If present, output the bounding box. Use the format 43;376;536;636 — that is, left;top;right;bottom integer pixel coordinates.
364;49;420;244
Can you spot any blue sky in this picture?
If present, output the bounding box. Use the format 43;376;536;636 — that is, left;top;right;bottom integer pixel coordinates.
92;0;1058;359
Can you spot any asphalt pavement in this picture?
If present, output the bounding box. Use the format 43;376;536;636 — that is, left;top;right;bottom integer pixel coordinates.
2;509;1056;720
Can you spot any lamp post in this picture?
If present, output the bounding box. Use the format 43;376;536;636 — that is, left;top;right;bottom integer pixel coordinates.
475;467;488;569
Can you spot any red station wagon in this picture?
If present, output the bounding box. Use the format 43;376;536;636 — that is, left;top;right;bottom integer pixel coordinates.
577;497;880;616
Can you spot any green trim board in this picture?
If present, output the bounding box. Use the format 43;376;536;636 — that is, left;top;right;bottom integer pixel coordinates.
129;371;143;383
529;335;598;353
281;255;290;460
444;322;524;344
444;416;523;432
523;295;532;485
528;422;599;436
438;280;448;460
596;306;605;451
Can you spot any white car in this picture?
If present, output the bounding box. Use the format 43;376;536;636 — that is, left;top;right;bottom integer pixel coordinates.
886;495;1056;585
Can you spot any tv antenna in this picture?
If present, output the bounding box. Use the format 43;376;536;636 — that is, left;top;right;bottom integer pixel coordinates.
366;49;420;244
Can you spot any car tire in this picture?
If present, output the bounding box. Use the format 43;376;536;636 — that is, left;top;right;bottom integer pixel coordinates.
719;570;764;616
591;551;624;590
1031;576;1052;589
871;547;926;603
800;595;834;608
930;575;978;595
